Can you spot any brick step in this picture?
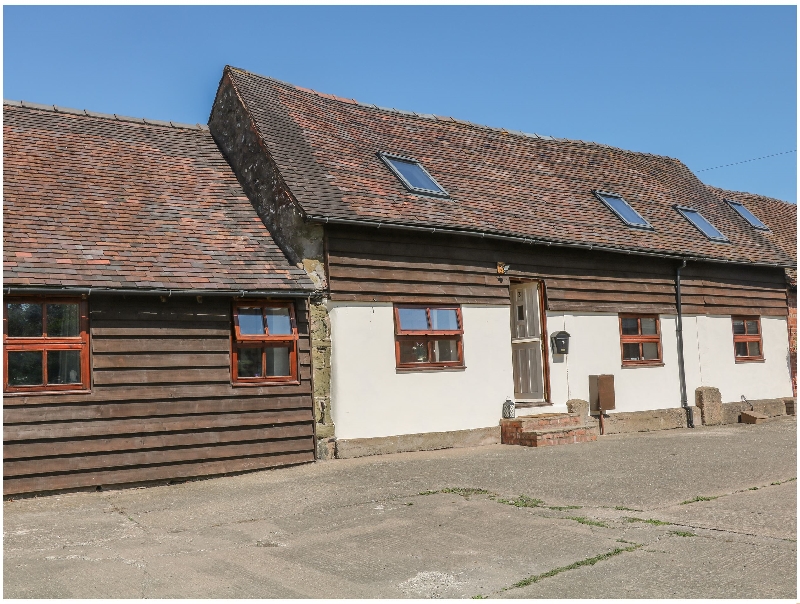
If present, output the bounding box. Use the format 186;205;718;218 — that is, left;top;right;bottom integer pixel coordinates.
501;415;598;447
500;413;581;436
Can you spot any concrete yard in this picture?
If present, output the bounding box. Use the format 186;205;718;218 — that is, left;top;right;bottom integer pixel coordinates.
4;417;797;599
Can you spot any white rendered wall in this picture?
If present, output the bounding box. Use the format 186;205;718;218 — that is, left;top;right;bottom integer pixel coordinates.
328;303;515;439
690;315;793;402
546;312;793;412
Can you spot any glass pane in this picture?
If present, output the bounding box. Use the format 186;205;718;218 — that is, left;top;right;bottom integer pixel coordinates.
747;341;761;357
399;340;429;364
237;347;263;377
46;350;81;384
46;304;80;337
680;208;726;241
265;307;292;335
386;157;444;193
621;318;639;335
598;194;649;227
7;303;43;337
516;305;525;321
431;309;459;331
266;347;291;376
397;308;429;331
640;318;657;335
642;342;660;360
745;320;759;335
730;202;768;229
732;320;745;335
622;343;640;360
734;341;748;357
8;351;43;385
238;308;265;335
433;339;459;363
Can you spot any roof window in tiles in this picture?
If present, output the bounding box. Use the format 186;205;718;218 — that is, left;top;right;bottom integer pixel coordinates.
594;192;652;229
675;206;728;242
379;152;449;198
726;200;770;231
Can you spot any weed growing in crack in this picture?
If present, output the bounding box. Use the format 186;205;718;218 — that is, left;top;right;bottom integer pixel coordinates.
566;516;608;528
614;506;642;512
509;544;641;588
548;505;582;511
623;517;671;526
496;495;544;508
471;595;488;599
680;495;719;505
670;530;696;537
748;487;759;491
418;490;439;496
440;488;492;499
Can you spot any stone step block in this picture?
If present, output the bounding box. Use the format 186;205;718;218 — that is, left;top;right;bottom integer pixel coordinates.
501;420;598;447
500;413;582;444
741;411;769;424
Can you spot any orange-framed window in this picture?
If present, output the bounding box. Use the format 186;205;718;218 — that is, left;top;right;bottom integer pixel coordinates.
231;300;299;385
732;316;764;362
619;314;663;366
3;297;90;393
393;305;464;369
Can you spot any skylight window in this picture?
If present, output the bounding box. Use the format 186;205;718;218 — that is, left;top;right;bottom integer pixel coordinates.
379;152;449;198
726;200;770;231
594;192;652;229
675;206;728;242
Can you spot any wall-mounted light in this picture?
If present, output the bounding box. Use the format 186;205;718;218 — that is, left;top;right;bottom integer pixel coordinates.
497;262;511;275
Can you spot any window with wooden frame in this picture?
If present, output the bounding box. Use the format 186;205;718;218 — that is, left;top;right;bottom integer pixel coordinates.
231;301;299;384
394;305;464;369
619;314;663;366
732;316;764;362
3;297;90;393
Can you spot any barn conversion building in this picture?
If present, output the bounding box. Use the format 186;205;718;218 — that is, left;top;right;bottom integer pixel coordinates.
3;101;316;495
208;66;796;457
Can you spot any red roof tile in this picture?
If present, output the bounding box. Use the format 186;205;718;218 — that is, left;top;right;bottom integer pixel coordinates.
3;102;314;293
225;66;794;268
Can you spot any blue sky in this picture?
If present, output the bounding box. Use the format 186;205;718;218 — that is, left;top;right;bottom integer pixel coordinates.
4;6;796;202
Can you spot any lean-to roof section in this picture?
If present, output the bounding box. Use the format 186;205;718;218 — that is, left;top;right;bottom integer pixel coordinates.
3;101;314;293
226;66;794;268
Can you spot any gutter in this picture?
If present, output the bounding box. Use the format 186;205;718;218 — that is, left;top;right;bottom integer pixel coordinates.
306;214;796;270
3;287;313;298
675;260;694;428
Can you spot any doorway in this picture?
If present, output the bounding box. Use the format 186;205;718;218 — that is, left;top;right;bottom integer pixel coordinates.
510;281;548;405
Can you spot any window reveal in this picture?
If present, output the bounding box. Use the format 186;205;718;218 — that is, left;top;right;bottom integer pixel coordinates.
3;297;90;393
619;314;663;366
732;316;764;362
394;305;464;368
232;301;299;384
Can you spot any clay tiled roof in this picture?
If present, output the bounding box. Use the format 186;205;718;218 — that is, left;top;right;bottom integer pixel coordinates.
3;101;314;293
225;66;794;268
707;186;797;286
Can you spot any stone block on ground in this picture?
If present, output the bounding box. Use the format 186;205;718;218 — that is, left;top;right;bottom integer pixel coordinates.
695;387;723;426
741;411;768;424
566;399;590;422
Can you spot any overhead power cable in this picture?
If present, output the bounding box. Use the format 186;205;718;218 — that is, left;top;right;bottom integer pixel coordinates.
697;149;796;172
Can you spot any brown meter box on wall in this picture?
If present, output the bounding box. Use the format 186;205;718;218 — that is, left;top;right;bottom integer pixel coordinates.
589;374;616;413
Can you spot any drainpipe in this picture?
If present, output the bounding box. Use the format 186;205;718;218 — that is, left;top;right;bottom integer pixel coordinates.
675;260;694;428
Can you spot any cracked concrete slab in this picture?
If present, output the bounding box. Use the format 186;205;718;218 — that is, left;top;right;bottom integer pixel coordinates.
4;417;796;598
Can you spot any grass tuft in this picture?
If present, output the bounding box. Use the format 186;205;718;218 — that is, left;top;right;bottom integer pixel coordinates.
670;530;696;537
548;505;582;511
471;595;488;599
623;517;671;526
418;490;439;496
614;506;642;512
511;545;641;588
440;487;492;499
566;516;608;528
680;495;719;505
496;495;544;508
748;487;758;491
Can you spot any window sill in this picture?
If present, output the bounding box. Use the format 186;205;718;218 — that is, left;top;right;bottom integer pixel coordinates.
396;366;466;374
735;358;765;364
232;380;301;387
621;362;665;368
4;388;92;397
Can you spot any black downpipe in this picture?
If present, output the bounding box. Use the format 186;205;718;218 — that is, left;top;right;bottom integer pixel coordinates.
675;260;694;428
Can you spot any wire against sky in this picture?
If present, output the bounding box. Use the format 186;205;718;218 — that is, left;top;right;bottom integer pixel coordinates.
697;150;796;172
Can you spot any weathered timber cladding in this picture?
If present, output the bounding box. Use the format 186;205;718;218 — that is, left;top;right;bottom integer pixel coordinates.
326;226;788;316
3;295;315;496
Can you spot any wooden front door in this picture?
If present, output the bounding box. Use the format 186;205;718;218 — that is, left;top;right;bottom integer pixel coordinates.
510;282;546;404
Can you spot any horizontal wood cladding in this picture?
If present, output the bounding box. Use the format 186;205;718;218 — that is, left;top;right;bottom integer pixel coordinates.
325;226;789;316
4;295;315;496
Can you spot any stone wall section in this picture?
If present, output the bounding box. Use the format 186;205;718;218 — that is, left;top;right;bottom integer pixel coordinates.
209;72;335;455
